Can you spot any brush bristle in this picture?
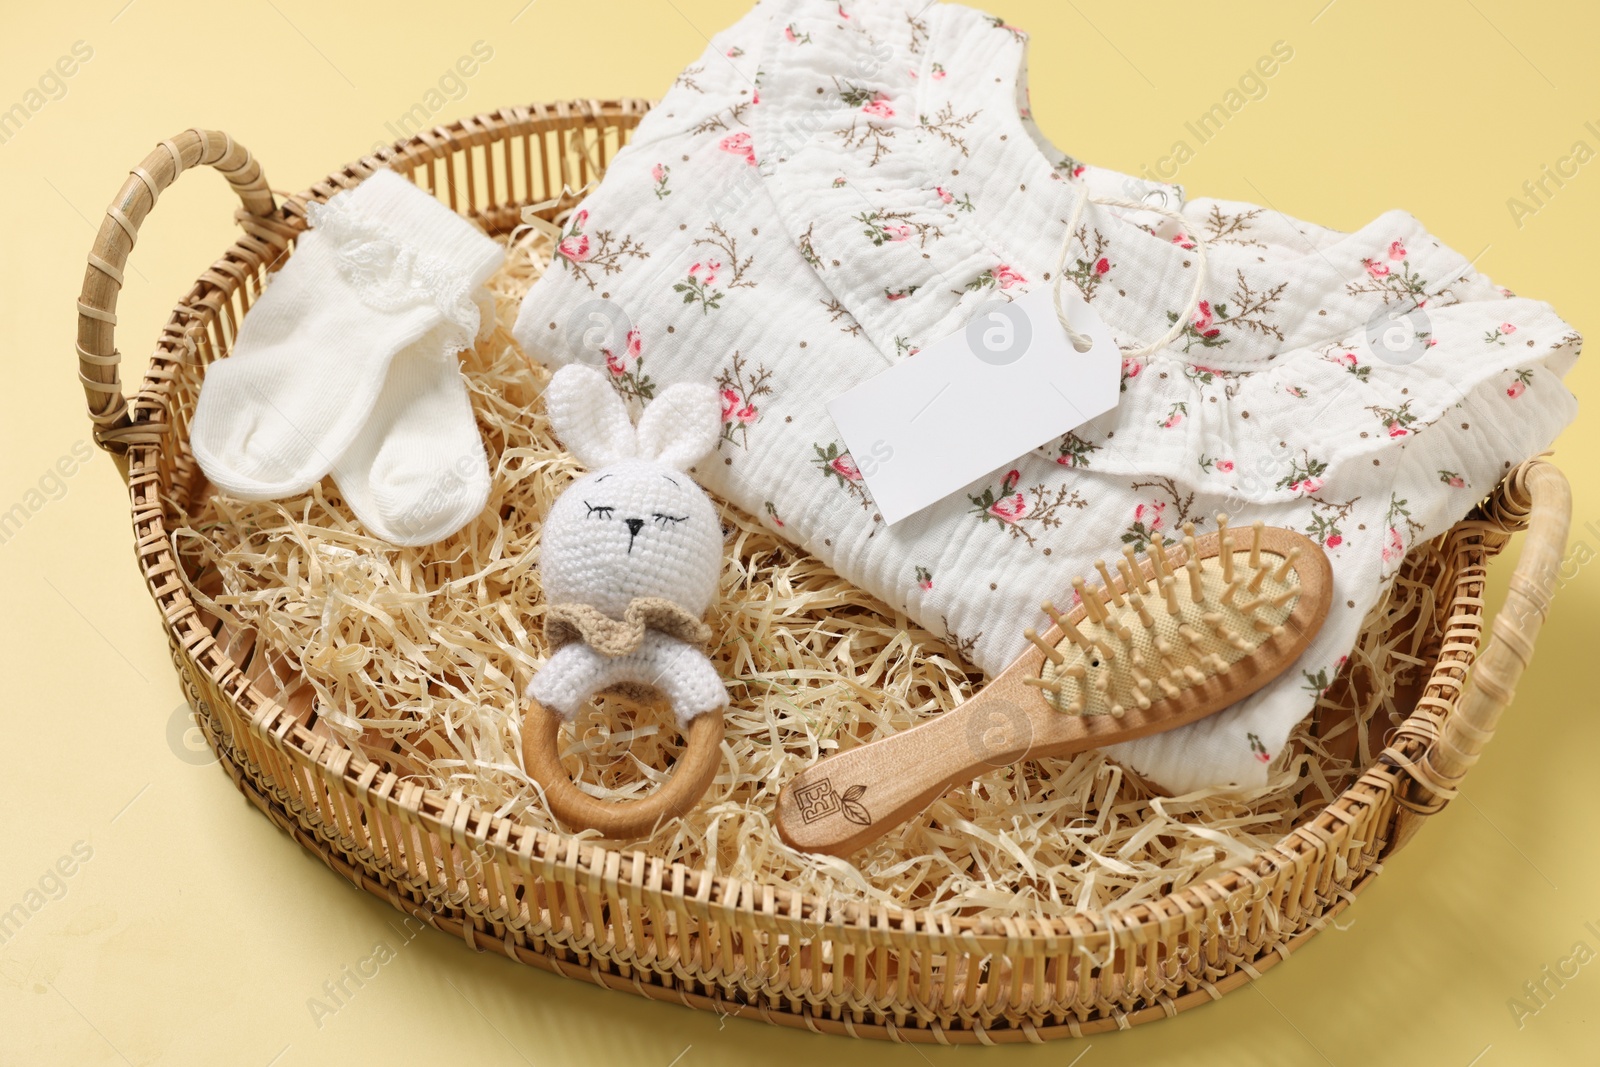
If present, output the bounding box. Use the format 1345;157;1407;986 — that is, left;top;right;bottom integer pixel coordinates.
1034;515;1301;717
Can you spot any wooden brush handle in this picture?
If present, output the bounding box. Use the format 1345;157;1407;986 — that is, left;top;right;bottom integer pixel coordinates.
777;524;1334;856
776;687;1046;855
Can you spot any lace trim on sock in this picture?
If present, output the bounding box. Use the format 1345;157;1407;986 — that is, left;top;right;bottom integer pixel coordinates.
306;196;483;345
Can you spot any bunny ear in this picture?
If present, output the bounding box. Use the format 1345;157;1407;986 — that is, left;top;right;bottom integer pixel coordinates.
636;381;721;470
544;364;638;469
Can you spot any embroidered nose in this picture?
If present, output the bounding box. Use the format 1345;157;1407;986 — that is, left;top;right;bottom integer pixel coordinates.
624;517;645;552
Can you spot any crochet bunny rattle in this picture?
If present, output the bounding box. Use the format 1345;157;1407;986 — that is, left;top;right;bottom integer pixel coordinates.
522;363;729;837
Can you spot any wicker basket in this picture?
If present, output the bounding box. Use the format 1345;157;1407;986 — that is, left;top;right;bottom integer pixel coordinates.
74;107;1573;1044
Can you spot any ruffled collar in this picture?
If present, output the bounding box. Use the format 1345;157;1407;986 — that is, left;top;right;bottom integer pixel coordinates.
751;0;1471;372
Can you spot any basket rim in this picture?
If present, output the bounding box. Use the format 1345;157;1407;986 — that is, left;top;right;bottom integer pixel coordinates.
121;100;1518;945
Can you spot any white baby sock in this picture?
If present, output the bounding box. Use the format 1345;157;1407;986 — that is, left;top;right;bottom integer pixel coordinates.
190;168;503;501
331;321;492;547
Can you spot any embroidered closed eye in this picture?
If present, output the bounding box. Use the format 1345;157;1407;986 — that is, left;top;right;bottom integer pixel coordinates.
652;512;688;527
585;503;615;519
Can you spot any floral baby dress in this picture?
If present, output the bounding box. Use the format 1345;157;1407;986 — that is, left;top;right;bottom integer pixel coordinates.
515;0;1580;792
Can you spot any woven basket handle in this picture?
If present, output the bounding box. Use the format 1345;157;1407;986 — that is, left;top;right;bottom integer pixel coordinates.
75;129;282;462
1391;458;1571;838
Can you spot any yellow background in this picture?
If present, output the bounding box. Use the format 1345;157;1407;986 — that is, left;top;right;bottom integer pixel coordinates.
2;1;1596;1063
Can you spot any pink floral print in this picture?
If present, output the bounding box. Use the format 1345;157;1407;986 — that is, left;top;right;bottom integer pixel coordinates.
986;14;1026;40
604;327;641;375
1485;321;1518;346
715;352;772;450
1380;495;1423;570
1247;732;1271;763
1120;495;1170;550
812;441;876;511
558;232;589;263
1120;356;1142;392
1303;657;1348;698
603;328;655;402
1305;495;1357;549
1325;349;1371;381
673;223;757;313
995;265;1026;288
855;209;943;247
551;209;648;290
1052;432;1099;468
834;80;898;164
968;468;1084;548
722;391;759;422
989;494;1026;522
676;260;723;312
1173;299;1223;350
1061;227;1112;301
1381;525;1405;564
983;470;1027;523
1367;400;1417;437
965;264;1026;291
1169;272;1286;352
812;441;875;513
719;131;756;166
556;209;591;261
1347;238;1431;302
1278;453;1329;494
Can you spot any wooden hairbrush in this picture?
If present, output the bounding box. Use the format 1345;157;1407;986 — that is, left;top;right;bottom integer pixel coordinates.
775;517;1333;856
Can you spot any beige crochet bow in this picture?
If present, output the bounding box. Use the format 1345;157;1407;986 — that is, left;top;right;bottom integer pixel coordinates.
544;597;713;657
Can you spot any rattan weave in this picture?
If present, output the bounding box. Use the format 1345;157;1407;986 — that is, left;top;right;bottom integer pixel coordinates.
73;107;1573;1044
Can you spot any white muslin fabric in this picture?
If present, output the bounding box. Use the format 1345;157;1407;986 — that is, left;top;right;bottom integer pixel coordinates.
513;0;1580;791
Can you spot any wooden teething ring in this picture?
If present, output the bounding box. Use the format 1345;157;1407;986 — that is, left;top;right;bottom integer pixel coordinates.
523;696;725;839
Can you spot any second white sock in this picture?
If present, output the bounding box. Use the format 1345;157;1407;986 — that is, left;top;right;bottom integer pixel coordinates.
331;325;491;547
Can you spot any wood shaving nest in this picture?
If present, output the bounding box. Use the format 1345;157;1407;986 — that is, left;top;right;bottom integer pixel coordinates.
169;228;1456;922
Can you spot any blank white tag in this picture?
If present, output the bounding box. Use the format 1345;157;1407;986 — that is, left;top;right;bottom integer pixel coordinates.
828;286;1121;525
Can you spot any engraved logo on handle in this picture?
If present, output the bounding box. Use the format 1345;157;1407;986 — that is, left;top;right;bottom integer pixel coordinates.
794;779;872;825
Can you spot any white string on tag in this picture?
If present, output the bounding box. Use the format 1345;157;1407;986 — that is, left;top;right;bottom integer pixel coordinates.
1052;182;1210;355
